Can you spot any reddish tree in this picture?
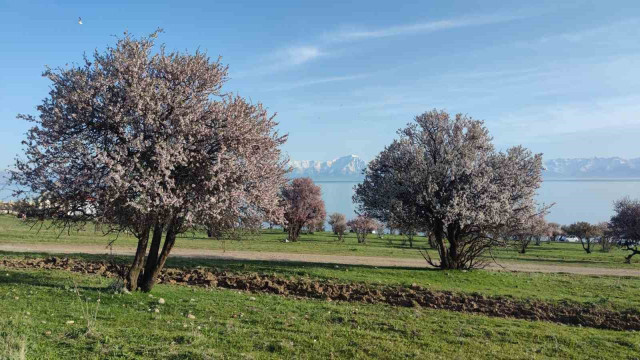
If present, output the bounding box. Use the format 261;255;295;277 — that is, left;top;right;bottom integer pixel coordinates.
11;31;288;291
347;216;378;243
281;178;326;241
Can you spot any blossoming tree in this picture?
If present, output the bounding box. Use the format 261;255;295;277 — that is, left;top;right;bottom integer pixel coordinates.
281;178;326;242
11;31;288;291
354;109;545;269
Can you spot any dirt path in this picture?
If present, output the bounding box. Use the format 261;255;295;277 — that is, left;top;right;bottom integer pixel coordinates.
1;243;638;277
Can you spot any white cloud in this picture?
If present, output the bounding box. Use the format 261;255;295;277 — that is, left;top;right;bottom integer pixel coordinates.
277;46;324;66
232;45;325;78
324;14;526;42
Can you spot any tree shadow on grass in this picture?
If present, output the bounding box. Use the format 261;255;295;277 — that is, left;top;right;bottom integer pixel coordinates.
0;250;439;276
0;269;107;292
489;255;630;267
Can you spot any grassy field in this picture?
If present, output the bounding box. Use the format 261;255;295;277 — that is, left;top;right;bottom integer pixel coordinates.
1;215;637;269
2;250;640;312
1;267;639;359
2;215;640;358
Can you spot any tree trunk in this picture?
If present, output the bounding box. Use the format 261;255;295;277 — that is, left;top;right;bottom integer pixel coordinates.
428;233;436;249
125;226;151;291
625;249;640;263
446;225;459;269
141;221;164;283
288;223;301;241
140;219;179;292
519;242;527;254
519;237;530;254
433;224;450;269
581;239;592;254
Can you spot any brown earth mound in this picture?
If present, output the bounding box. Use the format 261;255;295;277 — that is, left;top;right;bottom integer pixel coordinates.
2;256;639;331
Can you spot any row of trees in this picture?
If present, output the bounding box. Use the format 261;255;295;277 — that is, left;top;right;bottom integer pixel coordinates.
508;206;640;264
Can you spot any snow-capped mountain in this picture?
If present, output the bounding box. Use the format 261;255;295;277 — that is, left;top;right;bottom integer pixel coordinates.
289;155;366;181
543;157;640;179
289;155;640;180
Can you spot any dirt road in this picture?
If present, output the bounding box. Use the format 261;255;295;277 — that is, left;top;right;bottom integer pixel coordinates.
1;243;638;277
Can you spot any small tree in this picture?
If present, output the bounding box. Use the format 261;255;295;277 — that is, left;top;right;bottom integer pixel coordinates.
563;222;599;254
388;217;420;248
328;213;347;241
596;222;615;252
375;223;386;239
334;222;348;242
281;178;326;242
307;216;325;234
547;222;565;242
610;197;640;263
347;216;377;243
512;215;548;254
354;109;545;269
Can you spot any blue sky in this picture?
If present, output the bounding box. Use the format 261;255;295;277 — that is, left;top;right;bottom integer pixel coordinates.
1;0;639;168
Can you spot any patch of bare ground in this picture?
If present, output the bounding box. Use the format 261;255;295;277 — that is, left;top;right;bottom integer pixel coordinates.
2;256;639;331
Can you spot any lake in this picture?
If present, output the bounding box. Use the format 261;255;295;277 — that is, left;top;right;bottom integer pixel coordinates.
317;180;640;225
2;180;639;225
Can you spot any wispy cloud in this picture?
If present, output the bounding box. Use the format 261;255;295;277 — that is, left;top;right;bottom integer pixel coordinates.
518;18;640;48
237;11;532;78
323;14;526;42
267;73;372;91
232;45;325;78
494;94;640;143
275;46;324;66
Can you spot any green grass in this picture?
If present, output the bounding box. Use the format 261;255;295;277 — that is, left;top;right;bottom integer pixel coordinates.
1;215;637;269
1;268;639;359
2;251;640;312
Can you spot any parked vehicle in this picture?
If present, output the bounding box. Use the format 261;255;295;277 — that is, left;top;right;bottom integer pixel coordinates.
561;236;580;243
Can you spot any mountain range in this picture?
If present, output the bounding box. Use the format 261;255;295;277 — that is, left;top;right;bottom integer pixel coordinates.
543;157;640;179
289;156;640;180
4;156;640;184
289;155;367;181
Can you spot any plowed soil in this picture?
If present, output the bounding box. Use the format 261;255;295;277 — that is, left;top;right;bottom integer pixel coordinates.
2;256;639;331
